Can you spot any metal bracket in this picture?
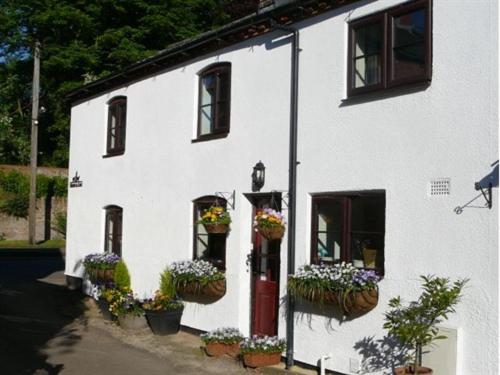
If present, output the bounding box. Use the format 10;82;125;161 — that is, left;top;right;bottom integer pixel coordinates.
215;190;235;210
475;182;493;209
269;190;289;209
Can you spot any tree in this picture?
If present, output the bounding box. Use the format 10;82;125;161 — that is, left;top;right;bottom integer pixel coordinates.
0;0;250;167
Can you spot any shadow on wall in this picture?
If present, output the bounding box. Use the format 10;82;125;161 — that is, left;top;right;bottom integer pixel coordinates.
354;335;410;375
0;252;87;374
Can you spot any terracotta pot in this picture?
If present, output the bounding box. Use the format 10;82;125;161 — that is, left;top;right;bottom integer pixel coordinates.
204;223;229;234
243;352;281;368
257;226;285;241
118;314;149;331
342;288;378;314
177;279;226;300
394;366;433;374
205;342;240;357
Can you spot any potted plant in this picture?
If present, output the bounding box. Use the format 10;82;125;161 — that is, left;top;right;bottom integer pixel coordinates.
200;327;244;357
170;259;226;300
92;281;117;321
240;335;286;368
254;208;286;240
383;275;468;375
196;205;231;234
83;252;120;283
143;268;184;335
288;262;380;315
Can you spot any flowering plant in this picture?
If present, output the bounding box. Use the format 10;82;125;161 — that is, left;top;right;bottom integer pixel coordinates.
108;288;144;317
196;205;231;225
254;208;286;229
170;259;225;286
240;335;286;354
83;252;121;271
200;327;244;345
142;290;183;311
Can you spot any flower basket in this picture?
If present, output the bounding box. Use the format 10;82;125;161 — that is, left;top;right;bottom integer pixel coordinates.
395;366;433;374
243;352;281;368
204;223;229;234
343;288;379;314
257;226;285;241
177;279;226;299
205;342;240;357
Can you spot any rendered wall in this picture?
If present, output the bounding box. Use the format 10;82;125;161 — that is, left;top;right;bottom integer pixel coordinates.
66;0;498;374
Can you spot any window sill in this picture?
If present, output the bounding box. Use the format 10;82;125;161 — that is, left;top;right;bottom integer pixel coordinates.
340;81;431;106
102;150;125;158
191;132;229;143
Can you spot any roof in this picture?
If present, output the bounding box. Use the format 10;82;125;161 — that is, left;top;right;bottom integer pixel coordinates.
66;0;359;104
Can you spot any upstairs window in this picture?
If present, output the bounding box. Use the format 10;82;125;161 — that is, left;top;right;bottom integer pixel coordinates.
104;205;123;256
193;196;227;270
311;191;385;274
348;0;431;96
197;63;231;139
106;96;127;155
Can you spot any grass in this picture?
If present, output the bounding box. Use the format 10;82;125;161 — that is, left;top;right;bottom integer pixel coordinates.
0;239;65;249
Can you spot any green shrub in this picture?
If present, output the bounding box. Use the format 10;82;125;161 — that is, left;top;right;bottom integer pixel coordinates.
113;260;131;290
159;269;176;299
0;195;29;218
52;211;67;238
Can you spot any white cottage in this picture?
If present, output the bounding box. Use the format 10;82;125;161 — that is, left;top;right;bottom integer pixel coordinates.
65;0;498;374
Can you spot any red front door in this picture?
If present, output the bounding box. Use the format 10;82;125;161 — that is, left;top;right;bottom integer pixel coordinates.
251;194;281;336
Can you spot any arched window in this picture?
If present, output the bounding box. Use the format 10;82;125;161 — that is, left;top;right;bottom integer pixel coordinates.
193;196;227;269
197;63;231;139
104;205;123;256
106;96;127;155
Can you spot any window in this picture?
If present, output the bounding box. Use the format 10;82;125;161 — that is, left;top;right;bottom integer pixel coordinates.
104;205;123;256
106;96;127;155
311;192;385;273
197;63;231;139
348;0;431;96
193;196;227;269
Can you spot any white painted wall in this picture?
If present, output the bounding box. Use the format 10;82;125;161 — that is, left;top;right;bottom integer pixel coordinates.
66;0;498;374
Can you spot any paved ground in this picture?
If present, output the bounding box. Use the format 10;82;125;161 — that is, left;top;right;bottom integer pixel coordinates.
0;252;315;375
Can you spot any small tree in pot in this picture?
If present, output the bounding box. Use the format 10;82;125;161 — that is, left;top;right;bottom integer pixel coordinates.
143;268;184;335
383;275;468;375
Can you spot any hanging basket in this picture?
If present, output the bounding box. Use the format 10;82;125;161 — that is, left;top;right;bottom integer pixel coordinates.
203;223;229;234
257;226;285;241
243;352;281;368
176;279;226;300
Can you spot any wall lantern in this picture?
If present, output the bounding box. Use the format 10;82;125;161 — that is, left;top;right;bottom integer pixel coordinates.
252;161;265;192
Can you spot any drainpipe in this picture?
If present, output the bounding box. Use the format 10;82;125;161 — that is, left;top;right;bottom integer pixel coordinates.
272;21;299;370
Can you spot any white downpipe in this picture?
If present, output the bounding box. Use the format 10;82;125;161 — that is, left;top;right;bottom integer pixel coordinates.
320;353;333;375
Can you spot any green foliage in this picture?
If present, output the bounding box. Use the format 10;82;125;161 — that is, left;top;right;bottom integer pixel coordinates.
383;275;468;369
0;0;250;167
159;268;176;299
113;260;131;291
52;211;67;238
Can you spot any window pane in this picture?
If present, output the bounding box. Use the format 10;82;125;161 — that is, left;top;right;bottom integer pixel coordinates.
316;200;342;262
200;106;213;135
355;23;382;57
201;74;216;106
393;43;425;79
354;55;381;88
394;9;425;48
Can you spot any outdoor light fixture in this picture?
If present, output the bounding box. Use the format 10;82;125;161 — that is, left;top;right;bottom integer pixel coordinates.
252;161;265;192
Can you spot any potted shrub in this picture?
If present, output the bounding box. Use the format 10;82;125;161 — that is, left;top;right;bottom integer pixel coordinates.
240;335;286;368
170;259;226;300
200;327;244;357
254;208;286;241
83;252;120;283
288;262;380;315
196;205;231;234
383;275;468;375
143;268;184;335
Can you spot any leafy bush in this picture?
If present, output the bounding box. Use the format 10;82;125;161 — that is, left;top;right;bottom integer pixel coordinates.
160;268;176;299
200;327;243;345
113;260;131;290
53;211;67;238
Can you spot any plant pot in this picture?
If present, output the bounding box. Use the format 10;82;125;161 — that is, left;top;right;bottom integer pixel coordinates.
96;298;114;321
342;288;379;314
145;307;183;335
117;314;149;331
204;223;229;234
243;352;281;368
205;342;240;357
257;226;285;241
363;248;377;269
104;269;115;282
394;366;433;374
177;279;226;300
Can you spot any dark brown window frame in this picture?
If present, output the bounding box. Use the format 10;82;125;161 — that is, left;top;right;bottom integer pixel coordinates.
104;205;123;257
310;191;386;274
193;195;228;270
196;63;231;141
347;0;432;97
106;96;127;156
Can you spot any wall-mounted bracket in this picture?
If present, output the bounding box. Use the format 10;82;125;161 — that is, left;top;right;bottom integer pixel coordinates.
215;190;235;210
475;182;492;209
